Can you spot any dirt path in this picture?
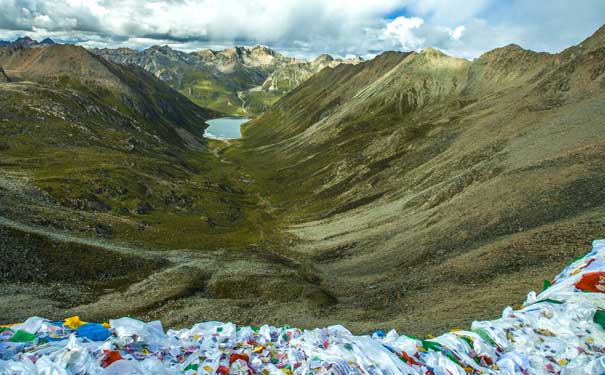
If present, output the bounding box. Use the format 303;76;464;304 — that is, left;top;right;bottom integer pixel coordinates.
237;91;248;114
0;215;195;265
208;139;233;164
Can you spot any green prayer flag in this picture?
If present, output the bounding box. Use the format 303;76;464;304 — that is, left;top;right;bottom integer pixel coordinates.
9;330;36;343
594;310;605;329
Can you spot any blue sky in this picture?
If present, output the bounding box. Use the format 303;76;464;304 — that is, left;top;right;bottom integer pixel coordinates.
0;0;603;59
385;7;412;20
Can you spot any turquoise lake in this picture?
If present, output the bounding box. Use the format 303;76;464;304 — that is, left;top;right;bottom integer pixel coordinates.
204;117;249;139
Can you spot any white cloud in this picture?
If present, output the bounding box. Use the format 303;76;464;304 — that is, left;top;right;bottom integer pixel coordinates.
0;0;603;60
406;0;490;25
450;25;465;40
381;16;424;51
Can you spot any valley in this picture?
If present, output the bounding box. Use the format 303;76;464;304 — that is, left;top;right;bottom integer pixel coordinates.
1;26;604;338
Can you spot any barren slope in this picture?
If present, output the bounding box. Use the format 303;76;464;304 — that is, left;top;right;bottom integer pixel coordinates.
227;26;605;335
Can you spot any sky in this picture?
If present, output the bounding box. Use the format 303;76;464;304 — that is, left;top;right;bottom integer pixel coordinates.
0;0;603;60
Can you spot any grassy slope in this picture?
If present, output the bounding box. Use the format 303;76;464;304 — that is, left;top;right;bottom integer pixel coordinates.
0;80;278;249
177;68;285;117
127;52;281;117
170;66;246;116
0;44;340;328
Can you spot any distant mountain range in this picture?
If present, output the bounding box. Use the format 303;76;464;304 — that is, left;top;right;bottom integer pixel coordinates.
94;44;362;115
0;36;56;48
0;37;362;116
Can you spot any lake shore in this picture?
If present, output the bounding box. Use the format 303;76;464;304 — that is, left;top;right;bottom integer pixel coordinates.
204;117;249;140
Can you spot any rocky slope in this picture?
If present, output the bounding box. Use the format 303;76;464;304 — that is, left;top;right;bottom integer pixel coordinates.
262;54;363;92
227;26;605;334
0;43;214;149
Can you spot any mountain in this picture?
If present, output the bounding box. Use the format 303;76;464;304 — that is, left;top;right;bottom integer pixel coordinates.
12;37;38;48
94;45;361;115
40;37;56;45
0;37;57;51
193;45;296;72
94;44;293;115
261;54;364;92
0;42;229;237
226;27;605;334
0;43;214;149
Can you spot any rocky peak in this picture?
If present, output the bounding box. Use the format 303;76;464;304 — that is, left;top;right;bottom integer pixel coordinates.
414;48;450;65
311;54;336;69
195;49;216;59
14;37;34;43
412;48;469;70
421;47;446;56
250;45;275;56
220;47;243;59
115;47;137;55
1;36;57;50
40;38;56;45
0;44;127;90
477;44;526;61
471;44;540;71
465;42;552;96
148;45;172;54
563;24;605;56
145;45;188;62
314;54;334;63
13;37;37;49
343;56;364;65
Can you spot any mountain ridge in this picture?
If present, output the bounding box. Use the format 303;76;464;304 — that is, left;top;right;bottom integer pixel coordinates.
93;43;363;115
222;25;605;333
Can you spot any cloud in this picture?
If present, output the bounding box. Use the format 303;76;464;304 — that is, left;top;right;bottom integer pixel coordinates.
0;0;603;60
381;16;424;51
450;25;465;41
405;0;490;26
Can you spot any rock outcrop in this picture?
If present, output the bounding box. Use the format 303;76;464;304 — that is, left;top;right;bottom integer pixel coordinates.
0;66;8;82
262;53;363;92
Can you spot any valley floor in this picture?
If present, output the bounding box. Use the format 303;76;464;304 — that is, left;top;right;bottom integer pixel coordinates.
3;131;599;338
0;138;343;333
